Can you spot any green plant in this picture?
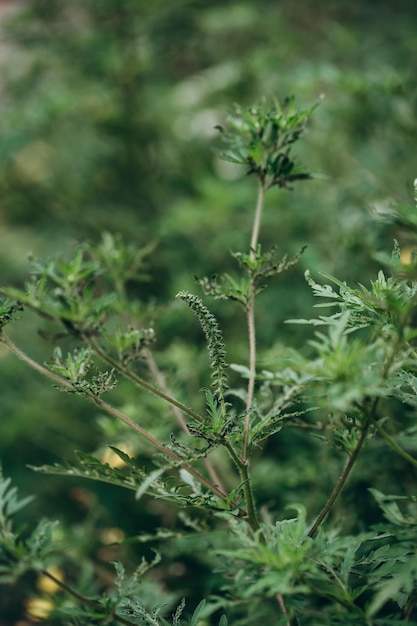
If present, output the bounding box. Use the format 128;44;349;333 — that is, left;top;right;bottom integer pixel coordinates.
2;98;417;625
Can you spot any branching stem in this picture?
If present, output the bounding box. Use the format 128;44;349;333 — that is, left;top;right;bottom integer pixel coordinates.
40;569;138;626
307;424;369;538
85;335;205;425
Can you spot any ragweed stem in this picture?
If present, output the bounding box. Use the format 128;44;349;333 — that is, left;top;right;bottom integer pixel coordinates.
242;180;265;462
307;424;369;538
39;569;140;626
85;335;205;425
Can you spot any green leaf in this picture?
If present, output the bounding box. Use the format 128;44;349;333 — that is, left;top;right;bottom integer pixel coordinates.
135;468;165;501
369;489;417;527
189;599;206;626
0;473;35;528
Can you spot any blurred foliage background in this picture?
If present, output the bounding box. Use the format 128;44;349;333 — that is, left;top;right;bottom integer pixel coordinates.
1;0;417;623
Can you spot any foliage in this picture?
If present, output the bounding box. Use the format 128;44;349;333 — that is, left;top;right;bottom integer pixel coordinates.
1;89;417;626
214;97;316;189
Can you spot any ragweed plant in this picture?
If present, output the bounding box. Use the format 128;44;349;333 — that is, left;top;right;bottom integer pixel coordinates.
2;99;417;625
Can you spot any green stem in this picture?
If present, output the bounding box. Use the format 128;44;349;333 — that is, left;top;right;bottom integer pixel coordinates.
243;291;256;463
370;417;417;469
240;463;263;538
1;332;74;388
307;424;368;538
225;440;263;538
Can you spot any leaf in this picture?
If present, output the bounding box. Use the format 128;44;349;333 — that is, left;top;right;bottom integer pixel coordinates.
229;363;253;379
0;474;35;527
369;488;417;527
30;450;142;492
135;468;165;501
367;553;417;617
189;599;206;626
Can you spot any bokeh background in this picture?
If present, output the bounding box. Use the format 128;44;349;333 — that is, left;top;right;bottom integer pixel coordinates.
0;0;417;623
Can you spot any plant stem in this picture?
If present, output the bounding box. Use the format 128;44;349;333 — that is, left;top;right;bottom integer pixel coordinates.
85;335;205;425
0;332;74;388
249;178;265;255
307;424;368;538
243;290;256;463
240;463;263;538
307;339;417;536
225;440;263;537
369;416;417;469
40;569;137;626
242;180;265;462
91;395;229;501
145;350;190;433
276;593;299;626
145;350;227;494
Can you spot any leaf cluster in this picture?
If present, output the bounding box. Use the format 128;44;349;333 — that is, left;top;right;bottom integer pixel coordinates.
215;97;316;189
196;245;306;307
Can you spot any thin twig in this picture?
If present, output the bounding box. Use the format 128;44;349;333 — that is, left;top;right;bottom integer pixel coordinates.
40;569;138;626
276;593;299;626
145;350;227;494
307;425;368;538
85;335;205;425
369;416;417;469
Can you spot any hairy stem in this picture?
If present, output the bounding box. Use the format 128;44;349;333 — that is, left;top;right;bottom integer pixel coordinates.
0;332;74;388
243;290;256;462
242;180;265;462
307;424;368;538
240;462;263;538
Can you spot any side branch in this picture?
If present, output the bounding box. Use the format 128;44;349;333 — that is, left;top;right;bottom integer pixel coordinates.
307;425;368;538
85;335;205;425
